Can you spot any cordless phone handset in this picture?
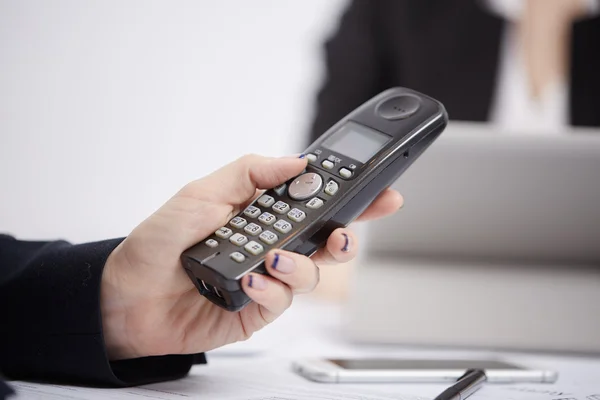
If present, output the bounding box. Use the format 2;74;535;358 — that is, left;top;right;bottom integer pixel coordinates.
181;87;448;311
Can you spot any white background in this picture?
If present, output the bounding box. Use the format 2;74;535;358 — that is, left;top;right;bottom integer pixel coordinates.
0;0;346;243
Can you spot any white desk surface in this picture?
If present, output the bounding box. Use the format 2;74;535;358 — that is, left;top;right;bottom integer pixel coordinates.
11;297;600;399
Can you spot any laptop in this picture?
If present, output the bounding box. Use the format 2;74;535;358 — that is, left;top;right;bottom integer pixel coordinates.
344;122;600;353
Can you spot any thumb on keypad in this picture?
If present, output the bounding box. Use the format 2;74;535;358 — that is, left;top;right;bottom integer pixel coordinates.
177;154;307;206
131;154;308;258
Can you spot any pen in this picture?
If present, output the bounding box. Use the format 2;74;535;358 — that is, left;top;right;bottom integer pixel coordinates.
432;369;487;400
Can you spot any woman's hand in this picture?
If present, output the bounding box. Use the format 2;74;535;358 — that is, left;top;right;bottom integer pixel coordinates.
100;154;403;360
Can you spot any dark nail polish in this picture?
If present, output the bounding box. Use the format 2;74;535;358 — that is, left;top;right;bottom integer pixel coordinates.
342;233;350;252
299;154;306;159
248;274;254;287
272;253;280;269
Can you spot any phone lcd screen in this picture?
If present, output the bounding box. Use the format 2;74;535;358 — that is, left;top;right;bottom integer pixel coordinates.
329;359;524;370
322;122;391;163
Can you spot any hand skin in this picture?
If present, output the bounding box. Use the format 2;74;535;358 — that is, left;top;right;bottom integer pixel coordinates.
100;154;403;360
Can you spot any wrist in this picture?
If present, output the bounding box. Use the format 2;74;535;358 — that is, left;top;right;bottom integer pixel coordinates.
100;245;139;361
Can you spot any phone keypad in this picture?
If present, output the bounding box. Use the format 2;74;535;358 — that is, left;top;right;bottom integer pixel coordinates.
212;167;342;265
272;201;290;214
244;223;262;236
258;212;276;225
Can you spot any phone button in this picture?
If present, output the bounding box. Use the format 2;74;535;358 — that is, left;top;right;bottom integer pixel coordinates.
259;230;278;245
339;168;352;179
244;223;263;236
215;227;233;239
306;153;318;162
376;95;420;120
258;212;277;225
274;219;292;234
205;239;219;248
230;252;246;263
321;160;334;169
272;201;291;214
244;241;264;256
288;172;323;201
306;197;324;209
287;208;306;222
257;195;275;208
243;206;261;218
229;216;247;229
229;233;248;246
324;180;339;196
273;183;287;196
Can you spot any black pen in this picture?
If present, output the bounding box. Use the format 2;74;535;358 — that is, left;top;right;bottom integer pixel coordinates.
432;369;487;400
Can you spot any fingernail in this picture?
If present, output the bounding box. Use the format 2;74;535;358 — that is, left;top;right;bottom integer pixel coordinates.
298;153;306;159
272;253;296;273
248;274;267;290
341;233;350;253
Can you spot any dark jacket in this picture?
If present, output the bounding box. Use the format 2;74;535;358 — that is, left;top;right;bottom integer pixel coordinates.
309;0;600;144
0;234;205;398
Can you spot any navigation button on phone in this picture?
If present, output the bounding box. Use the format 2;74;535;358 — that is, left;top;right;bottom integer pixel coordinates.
287;172;323;201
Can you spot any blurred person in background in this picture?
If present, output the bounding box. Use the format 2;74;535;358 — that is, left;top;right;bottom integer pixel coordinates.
308;0;600;145
307;0;600;300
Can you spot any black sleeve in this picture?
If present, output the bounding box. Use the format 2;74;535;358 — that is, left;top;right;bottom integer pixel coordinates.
307;0;392;146
0;234;204;389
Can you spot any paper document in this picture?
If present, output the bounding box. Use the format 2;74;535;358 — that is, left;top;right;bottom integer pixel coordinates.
11;359;427;400
474;385;600;400
10;358;600;400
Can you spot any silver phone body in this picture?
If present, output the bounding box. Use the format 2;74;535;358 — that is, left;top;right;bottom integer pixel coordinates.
292;358;558;384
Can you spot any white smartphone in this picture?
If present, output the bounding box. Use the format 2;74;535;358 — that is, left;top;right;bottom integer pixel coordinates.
292;358;558;383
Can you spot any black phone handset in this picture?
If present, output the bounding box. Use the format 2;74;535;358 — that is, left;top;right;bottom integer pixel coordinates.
181;87;448;311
